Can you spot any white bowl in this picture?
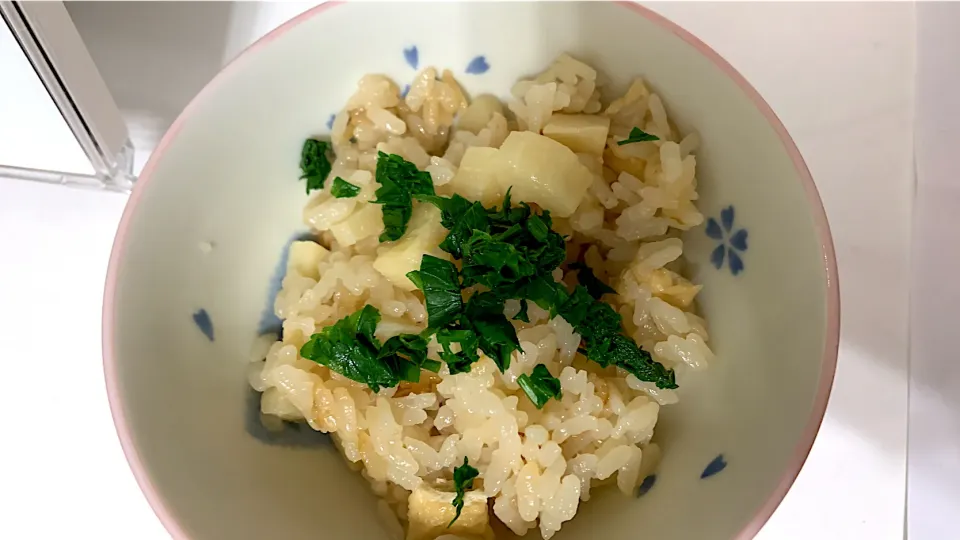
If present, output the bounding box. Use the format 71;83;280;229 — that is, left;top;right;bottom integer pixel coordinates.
103;2;839;539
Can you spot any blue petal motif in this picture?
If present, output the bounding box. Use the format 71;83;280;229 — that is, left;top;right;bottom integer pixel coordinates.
728;249;744;276
636;474;657;497
710;244;726;270
729;228;748;251
403;46;419;69
701;454;727;479
192;309;214;341
720;205;735;232
465;55;490;75
401;84;410;98
326;114;335;130
705;217;724;240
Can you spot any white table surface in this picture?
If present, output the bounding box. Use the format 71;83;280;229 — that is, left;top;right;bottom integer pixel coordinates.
0;2;913;538
909;4;960;538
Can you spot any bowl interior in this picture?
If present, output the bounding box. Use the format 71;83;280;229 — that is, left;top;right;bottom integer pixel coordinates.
107;2;836;539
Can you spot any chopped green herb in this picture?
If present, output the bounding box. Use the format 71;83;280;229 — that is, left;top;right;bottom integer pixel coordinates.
571;262;616;299
517;364;562;409
330;176;361;198
407;255;462;329
442;201;490;258
617;127;660;145
557;285;594;328
378;333;439;384
300;306;437;391
525;213;550;242
354;303;382;348
463;292;520;372
564;287;678;389
487;188;528;228
373;174;412;242
461;231;536;289
436;327;480;374
300;306;396;391
514;299;530;323
577;300;624;343
373;152;436;241
449;457;480;527
300;139;333;193
588;333;677;389
523;281;678;390
519;276;566;317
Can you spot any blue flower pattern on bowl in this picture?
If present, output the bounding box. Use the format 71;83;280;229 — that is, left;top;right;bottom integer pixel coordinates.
465;55;490;75
635;474;657;497
192;308;215;342
403;46;419;70
706;205;748;276
701;454;728;479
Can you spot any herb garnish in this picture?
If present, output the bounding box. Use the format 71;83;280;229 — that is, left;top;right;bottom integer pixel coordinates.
406;255;462;330
449;457;480;527
517;364;563;409
300;305;432;391
436;327;480;375
462;292;520;372
514;299;530;323
372;152;436;241
571;262;616;299
324;153;677;398
379;333;441;381
617;127;660;145
300;139;333;193
330;176;361;198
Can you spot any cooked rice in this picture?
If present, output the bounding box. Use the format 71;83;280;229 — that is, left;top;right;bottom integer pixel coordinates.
249;54;713;540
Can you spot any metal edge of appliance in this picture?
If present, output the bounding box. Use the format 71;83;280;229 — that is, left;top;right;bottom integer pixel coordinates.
0;1;134;193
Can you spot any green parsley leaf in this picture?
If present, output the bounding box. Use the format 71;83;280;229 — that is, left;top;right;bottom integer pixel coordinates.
571;262;616;299
617;127;660;145
436;327;480;374
300;139;332;193
413;193;490;259
354;304;382;348
578;300;624;343
519;276;567;316
487;188;530;228
514;299;530;323
300;306;400;392
557;285;595;328
414;193;474;227
449;457;480;527
590;333;677;389
300;307;443;392
373;152;436;241
463;292;520;372
373;174;412;242
378;333;438;384
461;231;537;289
407;255;462;329
517;364;562;408
525;213;550;243
330;176;361;198
443;201;490;259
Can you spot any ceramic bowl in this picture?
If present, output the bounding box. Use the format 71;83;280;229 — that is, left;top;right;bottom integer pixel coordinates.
103;2;839;539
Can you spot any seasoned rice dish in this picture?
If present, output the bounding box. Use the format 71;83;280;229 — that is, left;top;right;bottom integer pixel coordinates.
248;54;714;540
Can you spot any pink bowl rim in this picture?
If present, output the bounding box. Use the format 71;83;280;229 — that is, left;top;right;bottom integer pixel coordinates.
102;2;840;539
